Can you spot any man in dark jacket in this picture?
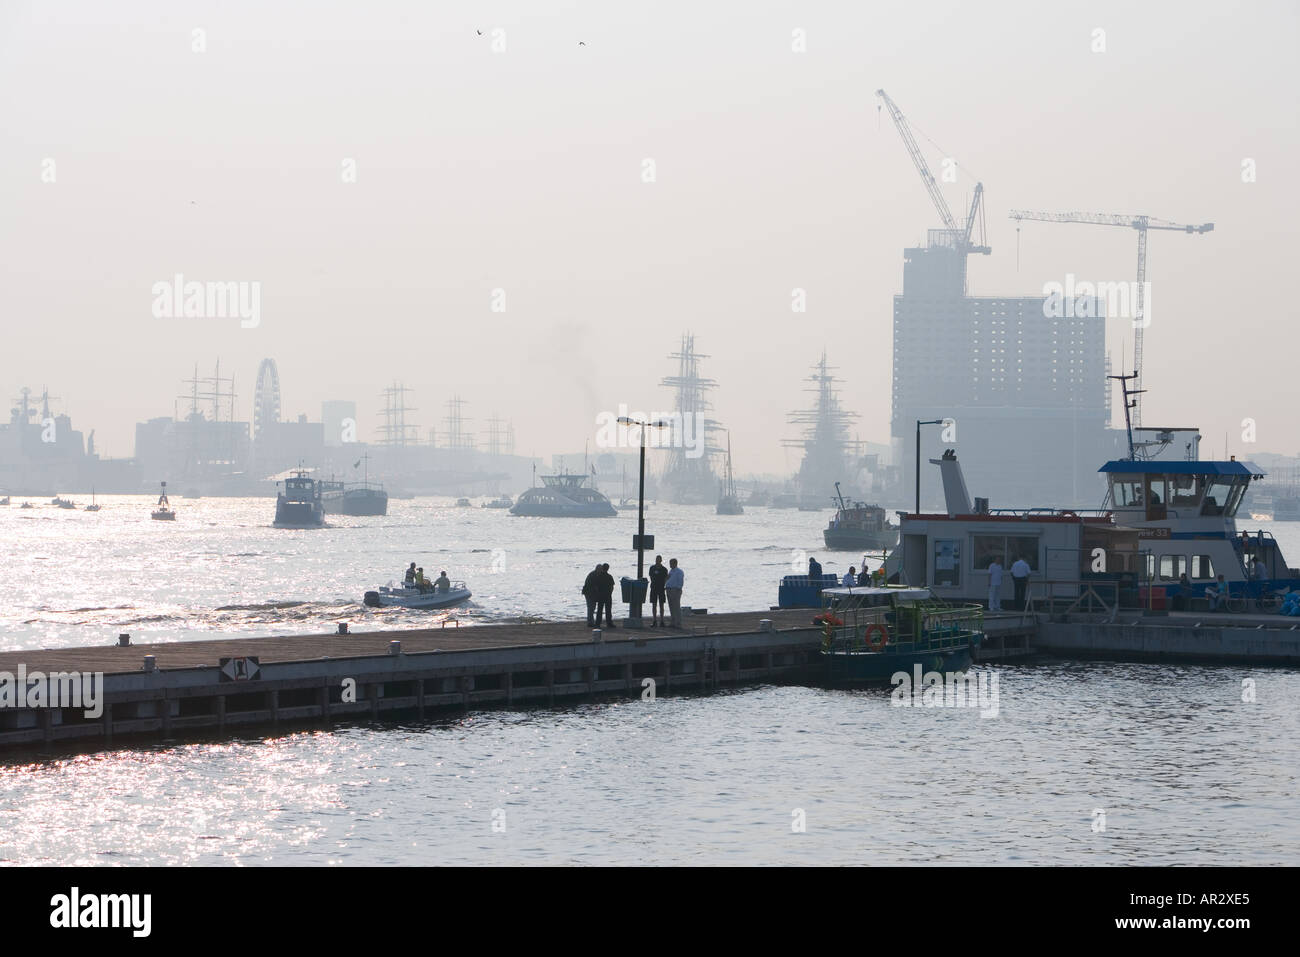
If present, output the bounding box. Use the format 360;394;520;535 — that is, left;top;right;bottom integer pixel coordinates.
598;563;617;628
582;564;602;626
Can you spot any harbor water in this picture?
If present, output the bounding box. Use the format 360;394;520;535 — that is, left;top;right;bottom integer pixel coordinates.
1;498;1298;865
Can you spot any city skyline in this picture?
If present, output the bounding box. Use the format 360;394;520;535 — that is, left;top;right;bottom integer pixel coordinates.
3;1;1297;471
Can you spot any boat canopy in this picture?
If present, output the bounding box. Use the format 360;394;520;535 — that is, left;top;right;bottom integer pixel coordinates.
1098;460;1264;477
821;586;930;601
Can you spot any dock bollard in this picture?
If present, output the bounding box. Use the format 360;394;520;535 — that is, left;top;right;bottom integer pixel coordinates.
338;622;349;635
118;633;131;646
758;619;774;633
592;629;602;643
142;655;156;673
388;640;401;655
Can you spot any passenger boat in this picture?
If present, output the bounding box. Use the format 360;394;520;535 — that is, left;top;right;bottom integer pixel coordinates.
151;482;176;521
823;481;898;550
716;433;744;515
53;496;76;509
455;497;472;508
273;471;324;528
482;495;513;509
818;586;984;684
893;426;1300;611
510;471;616;517
363;580;472;609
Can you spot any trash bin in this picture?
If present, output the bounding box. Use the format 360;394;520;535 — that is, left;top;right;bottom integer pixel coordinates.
620;577;648;603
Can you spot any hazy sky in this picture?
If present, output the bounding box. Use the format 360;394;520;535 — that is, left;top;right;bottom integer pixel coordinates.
3;0;1297;470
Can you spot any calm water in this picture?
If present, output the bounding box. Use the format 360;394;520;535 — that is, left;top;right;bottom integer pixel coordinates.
2;497;1298;865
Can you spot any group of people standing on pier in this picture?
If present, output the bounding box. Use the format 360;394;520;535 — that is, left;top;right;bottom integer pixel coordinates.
582;556;684;629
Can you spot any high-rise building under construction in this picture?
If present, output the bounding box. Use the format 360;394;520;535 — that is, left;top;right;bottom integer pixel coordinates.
890;240;1118;507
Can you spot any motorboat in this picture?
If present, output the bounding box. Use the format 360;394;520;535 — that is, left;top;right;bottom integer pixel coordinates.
53;496;76;509
363;580;472;609
455;497;472;507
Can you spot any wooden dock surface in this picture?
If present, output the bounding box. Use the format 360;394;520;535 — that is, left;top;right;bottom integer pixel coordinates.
0;609;820;676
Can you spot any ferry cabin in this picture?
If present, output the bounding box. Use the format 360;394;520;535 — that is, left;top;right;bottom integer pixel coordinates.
896;453;1299;608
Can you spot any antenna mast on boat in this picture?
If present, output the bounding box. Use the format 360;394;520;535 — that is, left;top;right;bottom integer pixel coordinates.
1107;371;1143;461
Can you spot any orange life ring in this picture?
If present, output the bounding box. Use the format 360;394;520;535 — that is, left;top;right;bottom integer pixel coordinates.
865;622;889;652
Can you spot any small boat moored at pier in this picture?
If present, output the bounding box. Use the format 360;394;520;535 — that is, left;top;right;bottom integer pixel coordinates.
818;586;984;684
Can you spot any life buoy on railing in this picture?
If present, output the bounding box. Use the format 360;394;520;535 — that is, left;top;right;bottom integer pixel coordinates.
865;622;889;652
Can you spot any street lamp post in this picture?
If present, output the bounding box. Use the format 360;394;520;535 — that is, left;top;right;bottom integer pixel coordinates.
618;415;667;627
915;418;944;515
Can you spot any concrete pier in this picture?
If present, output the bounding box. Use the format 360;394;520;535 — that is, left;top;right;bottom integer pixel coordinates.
4;605;1296;756
0;610;823;753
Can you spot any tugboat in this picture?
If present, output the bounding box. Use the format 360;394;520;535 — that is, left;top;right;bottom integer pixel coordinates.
716;432;744;515
273;471;325;528
151;482;176;521
818;586;984;684
823;482;899;550
510;470;616;517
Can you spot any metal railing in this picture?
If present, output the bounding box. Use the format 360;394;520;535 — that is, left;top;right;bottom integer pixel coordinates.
822;600;984;654
1023;579;1121;620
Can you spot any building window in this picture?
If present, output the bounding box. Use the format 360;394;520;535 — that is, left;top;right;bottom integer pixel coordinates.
973;535;1038;571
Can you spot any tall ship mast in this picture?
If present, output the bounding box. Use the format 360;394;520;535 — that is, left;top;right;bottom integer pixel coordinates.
658;332;722;505
783;352;865;504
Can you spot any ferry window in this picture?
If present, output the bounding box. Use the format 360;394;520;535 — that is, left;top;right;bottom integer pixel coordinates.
1202;478;1234;516
1158;555;1186;581
1110;475;1143;507
1224;479;1247;517
973;536;1006;569
1168;474;1202;508
933;539;960;587
1145;476;1167;507
1191;555;1215;580
1006;536;1039;571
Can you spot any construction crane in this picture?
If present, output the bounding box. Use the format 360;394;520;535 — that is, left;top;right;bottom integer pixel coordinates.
1008;210;1213;426
876;89;990;293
